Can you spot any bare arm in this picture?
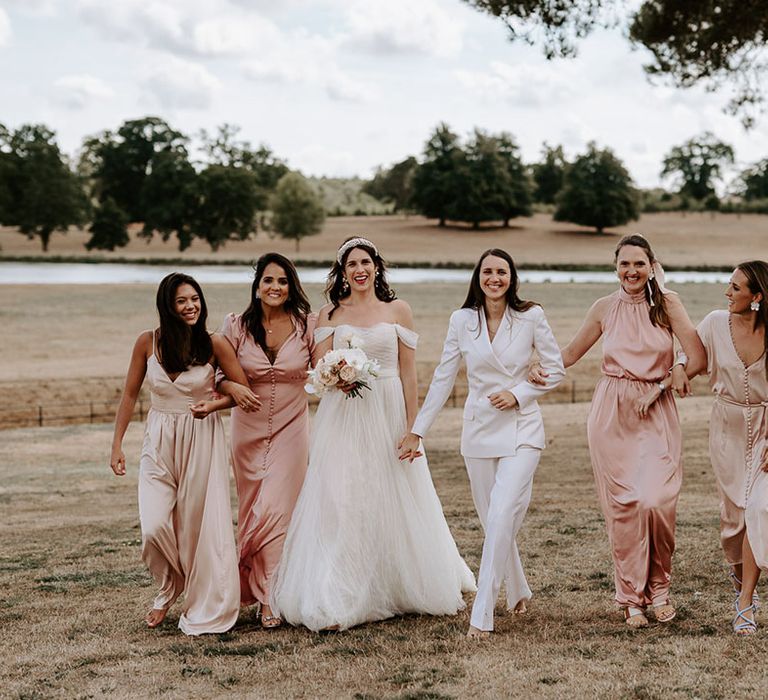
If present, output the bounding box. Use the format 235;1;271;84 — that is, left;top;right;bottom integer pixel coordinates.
110;331;151;476
561;297;609;368
395;301;419;433
666;293;707;373
198;334;259;414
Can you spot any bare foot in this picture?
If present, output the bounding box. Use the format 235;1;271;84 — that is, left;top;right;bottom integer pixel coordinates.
146;607;168;628
260;604;283;629
320;624;340;632
512;600;527;615
466;625;491;639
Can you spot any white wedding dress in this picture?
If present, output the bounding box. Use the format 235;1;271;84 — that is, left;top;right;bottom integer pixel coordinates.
271;323;476;631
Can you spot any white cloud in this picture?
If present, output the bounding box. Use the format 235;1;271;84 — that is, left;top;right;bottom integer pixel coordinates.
192;14;283;56
3;0;57;16
455;60;578;107
53;74;114;109
142;57;219;110
343;0;463;58
293;143;358;177
0;8;11;46
243;32;374;103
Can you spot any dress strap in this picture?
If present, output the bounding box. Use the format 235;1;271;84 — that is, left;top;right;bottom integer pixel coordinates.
394;324;418;349
314;326;335;343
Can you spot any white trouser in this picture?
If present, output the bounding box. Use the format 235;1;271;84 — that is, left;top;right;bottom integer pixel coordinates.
465;448;541;631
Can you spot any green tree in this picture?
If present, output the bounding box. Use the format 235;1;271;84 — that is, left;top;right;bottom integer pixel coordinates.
140;149;199;250
363;156;418;212
86;197;130;251
739;159;768;200
410;124;464;227
270;172;325;252
448;130;531;228
531;143;566;204
200;124;289;210
660;132;735;201
554;142;639;233
463;1;768;124
81;116;189;221
193;165;260;251
2;124;89;251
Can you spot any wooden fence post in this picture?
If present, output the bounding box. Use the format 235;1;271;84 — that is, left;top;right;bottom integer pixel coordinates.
38;406;43;427
571;380;576;404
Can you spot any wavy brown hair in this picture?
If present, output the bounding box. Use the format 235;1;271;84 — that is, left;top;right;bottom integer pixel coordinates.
324;237;395;319
155;272;212;374
240;252;311;355
736;260;768;372
614;234;670;329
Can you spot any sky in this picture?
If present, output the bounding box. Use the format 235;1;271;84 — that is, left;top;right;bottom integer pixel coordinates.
1;0;766;190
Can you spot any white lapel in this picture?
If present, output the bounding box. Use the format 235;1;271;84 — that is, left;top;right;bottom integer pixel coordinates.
491;310;525;363
476;310;516;378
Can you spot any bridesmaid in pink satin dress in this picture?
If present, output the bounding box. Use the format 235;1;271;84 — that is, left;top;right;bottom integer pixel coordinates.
532;234;704;627
217;253;315;629
110;273;258;634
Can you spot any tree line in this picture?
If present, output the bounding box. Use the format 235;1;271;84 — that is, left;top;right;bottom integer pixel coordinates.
0;118;324;252
1;116;767;252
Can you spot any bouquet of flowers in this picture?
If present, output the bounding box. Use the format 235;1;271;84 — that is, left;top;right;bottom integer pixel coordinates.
305;333;380;399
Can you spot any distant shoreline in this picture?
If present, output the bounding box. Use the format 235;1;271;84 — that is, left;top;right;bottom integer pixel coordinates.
0;254;736;273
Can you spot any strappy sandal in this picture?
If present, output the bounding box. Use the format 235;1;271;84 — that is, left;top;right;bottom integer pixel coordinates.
652;600;676;623
729;570;760;609
732;603;757;635
623;606;649;628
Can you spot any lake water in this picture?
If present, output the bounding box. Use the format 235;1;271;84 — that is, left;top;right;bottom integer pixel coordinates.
0;262;732;285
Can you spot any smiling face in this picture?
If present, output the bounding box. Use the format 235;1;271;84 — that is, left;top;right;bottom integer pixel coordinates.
479;254;511;302
726;268;761;314
616;244;652;294
174;283;201;326
258;262;290;309
343;247;376;293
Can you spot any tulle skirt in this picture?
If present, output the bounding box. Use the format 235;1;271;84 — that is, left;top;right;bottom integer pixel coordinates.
271;376;476;631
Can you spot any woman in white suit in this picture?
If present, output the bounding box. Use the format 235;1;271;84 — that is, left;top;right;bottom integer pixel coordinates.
400;248;564;637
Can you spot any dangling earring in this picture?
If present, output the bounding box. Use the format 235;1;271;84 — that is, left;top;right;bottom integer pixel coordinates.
647;278;655;307
751;299;760;311
342;278;349;293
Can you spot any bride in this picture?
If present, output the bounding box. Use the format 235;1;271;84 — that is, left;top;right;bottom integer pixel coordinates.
271;237;475;631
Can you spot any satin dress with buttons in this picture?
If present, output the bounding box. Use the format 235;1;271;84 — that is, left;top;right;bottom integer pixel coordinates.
697;310;768;568
219;312;316;607
586;287;682;609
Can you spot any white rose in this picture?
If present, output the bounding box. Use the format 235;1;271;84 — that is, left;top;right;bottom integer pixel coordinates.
319;369;339;386
339;365;357;382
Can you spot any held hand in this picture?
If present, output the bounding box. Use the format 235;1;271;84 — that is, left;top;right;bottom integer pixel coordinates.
528;361;548;386
761;445;768;472
635;387;661;419
397;433;423;463
110;445;126;476
190;401;213;419
229;384;262;412
489;391;518;411
670;365;692;398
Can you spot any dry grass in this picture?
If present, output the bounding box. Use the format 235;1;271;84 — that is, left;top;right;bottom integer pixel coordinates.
0;280;726;425
2;398;767;699
2;211;767;267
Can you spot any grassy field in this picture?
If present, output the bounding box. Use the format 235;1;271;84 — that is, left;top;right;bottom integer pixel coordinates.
0;280;725;427
2;211;767;267
3;396;767;699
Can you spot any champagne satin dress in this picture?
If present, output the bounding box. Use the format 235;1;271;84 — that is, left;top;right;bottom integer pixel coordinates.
138;340;240;635
586;288;682;608
219;313;315;608
698;310;768;568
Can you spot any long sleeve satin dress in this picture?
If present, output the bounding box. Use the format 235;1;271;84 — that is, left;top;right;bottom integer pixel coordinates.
697;310;768;568
219;313;315;608
586;287;682;609
139;338;240;635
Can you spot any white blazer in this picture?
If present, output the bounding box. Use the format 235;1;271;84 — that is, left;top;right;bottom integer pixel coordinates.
412;305;565;458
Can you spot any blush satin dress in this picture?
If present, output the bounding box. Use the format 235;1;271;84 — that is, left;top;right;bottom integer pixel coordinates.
586;288;682;609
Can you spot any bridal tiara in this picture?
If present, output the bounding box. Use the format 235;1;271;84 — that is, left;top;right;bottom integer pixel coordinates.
336;237;378;264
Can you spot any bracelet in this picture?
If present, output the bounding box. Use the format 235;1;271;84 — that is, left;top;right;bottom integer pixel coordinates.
668;350;688;374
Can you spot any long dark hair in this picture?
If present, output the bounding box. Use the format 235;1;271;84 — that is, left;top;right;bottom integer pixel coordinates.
241;252;311;353
156;272;212;374
736;260;768;372
461;249;537;331
325;237;395;319
614;234;670;329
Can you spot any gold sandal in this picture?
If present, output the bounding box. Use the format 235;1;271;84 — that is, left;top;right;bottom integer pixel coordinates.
623;606;649;628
